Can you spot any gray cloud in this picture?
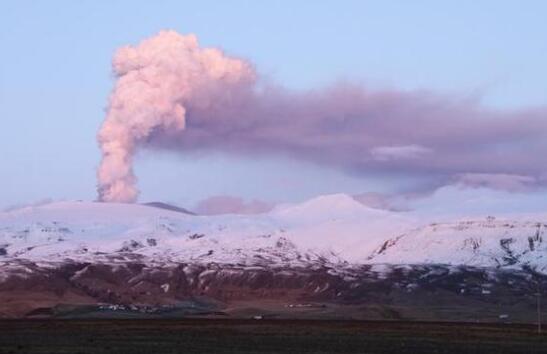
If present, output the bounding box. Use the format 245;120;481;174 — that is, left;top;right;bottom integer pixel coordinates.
153;84;547;191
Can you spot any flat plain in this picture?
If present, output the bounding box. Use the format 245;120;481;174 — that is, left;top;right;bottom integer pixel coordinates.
0;319;546;354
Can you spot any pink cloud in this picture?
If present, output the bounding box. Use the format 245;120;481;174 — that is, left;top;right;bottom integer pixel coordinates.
194;195;274;215
370;144;432;161
97;31;547;202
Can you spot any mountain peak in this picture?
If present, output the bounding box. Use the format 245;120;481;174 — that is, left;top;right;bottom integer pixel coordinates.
274;193;370;216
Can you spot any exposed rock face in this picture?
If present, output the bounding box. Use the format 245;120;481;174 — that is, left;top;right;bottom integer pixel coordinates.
1;259;545;319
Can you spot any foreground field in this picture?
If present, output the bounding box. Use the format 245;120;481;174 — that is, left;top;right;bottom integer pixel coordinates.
0;319;546;354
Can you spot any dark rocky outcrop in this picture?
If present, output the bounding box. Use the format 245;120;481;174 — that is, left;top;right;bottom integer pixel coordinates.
1;259;545;320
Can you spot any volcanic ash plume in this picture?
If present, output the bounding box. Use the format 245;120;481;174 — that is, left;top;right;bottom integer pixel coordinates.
97;30;255;202
98;30;547;203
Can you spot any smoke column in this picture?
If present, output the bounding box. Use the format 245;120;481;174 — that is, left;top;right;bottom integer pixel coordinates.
97;31;255;202
98;30;547;202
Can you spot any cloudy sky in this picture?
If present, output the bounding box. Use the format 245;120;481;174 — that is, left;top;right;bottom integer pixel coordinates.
1;1;546;214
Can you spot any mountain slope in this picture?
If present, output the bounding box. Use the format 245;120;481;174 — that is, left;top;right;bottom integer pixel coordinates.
1;196;546;271
143;202;196;215
1;195;547;319
0;195;414;266
368;219;547;271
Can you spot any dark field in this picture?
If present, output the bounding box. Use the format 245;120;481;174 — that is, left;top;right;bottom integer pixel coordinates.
0;319;546;354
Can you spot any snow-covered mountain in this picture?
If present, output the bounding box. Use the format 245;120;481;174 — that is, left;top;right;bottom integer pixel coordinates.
1;194;546;271
2;194;547;319
368;219;547;270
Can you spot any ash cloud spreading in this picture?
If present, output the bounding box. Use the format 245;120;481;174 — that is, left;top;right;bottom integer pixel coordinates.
97;30;547;203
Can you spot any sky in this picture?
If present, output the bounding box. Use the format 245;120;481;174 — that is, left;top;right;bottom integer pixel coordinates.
1;0;546;213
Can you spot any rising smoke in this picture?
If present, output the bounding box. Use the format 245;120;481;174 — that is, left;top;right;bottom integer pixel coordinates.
97;30;547;203
97;31;255;202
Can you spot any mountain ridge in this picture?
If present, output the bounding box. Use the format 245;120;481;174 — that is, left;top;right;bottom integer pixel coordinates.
1;195;546;271
1;196;547;319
